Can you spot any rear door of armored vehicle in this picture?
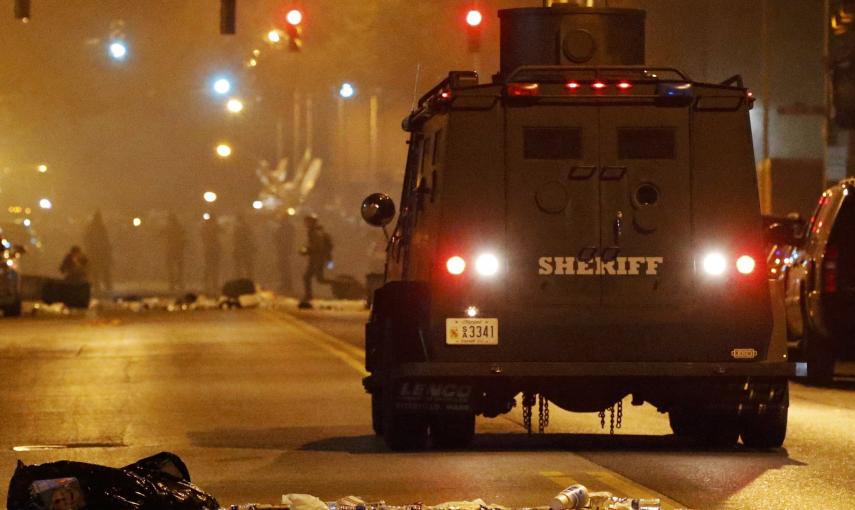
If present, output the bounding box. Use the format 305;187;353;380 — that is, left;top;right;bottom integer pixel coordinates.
505;88;694;360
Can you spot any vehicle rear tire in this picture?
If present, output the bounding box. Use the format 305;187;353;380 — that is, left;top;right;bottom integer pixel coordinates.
2;300;22;317
803;325;835;385
669;408;739;447
430;413;475;449
383;407;429;451
740;404;788;449
371;390;384;436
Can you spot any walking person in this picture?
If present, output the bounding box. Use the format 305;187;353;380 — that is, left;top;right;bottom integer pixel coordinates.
83;210;113;295
274;215;295;294
298;214;333;309
201;215;221;296
164;213;186;292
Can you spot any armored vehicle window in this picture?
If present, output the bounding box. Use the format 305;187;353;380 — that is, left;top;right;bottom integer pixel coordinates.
617;127;676;160
523;127;582;160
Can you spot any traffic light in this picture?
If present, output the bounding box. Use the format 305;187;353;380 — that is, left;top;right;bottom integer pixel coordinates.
14;0;30;21
220;0;236;34
466;9;483;52
285;8;303;52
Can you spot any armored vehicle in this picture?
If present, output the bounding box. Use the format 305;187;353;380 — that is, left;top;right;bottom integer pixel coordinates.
361;4;794;450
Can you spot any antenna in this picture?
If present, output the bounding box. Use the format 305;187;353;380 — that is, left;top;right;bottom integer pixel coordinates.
410;63;422;112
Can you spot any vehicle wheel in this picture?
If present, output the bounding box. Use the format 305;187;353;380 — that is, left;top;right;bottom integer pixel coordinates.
2;300;22;317
669;409;739;447
382;392;428;451
803;324;835;385
430;413;475;449
740;404;788;449
371;391;384;436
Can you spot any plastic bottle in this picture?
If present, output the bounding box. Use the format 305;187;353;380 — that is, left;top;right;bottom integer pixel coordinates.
550;484;589;510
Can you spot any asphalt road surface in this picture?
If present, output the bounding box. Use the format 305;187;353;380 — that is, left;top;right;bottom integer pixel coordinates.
1;304;853;509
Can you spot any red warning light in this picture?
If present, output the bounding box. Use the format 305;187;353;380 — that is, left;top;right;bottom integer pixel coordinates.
565;81;581;91
286;8;303;26
466;9;483;27
617;81;633;90
591;81;607;90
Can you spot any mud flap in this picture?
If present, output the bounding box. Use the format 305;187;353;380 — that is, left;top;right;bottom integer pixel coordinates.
392;378;475;414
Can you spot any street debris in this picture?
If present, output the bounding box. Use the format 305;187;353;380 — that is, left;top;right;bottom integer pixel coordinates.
7;452;219;510
8;457;675;510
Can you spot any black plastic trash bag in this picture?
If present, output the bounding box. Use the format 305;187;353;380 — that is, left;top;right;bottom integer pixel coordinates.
7;452;219;510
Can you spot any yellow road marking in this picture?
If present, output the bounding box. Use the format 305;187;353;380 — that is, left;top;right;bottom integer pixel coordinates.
541;470;687;509
262;310;368;376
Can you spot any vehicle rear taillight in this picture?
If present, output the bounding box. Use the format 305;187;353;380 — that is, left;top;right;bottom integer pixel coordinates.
565;81;581;91
736;255;756;275
507;83;540;97
591;80;607;90
823;244;839;293
446;256;466;275
616;81;633;90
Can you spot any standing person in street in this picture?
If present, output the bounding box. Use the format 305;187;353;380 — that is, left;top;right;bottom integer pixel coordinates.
163;213;186;292
298;213;333;309
274;215;295;294
201;215;221;296
59;245;88;283
232;214;256;281
83;210;113;295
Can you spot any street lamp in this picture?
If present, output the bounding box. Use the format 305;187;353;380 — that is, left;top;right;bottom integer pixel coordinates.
267;29;283;44
215;143;232;158
132;217;142;227
37;164;47;173
339;82;356;99
38;198;52;210
212;77;232;96
108;40;128;61
252;200;263;210
226;98;244;113
203;191;218;203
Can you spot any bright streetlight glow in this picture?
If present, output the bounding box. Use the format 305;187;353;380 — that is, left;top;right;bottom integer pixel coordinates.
226;98;244;113
23;219;31;227
38;198;52;210
286;9;303;26
37;164;47;173
267;29;282;43
212;77;232;96
202;212;211;221
108;41;128;60
203;191;218;203
339;82;355;99
287;207;296;216
252;200;263;210
466;10;483;27
132;217;142;227
215;143;232;158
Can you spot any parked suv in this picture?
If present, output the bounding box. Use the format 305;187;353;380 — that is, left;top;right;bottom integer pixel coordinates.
782;178;855;382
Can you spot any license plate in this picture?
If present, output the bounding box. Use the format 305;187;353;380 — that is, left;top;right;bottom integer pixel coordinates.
446;318;499;345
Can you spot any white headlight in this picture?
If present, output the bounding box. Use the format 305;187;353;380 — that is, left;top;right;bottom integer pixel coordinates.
475;253;500;277
702;252;727;276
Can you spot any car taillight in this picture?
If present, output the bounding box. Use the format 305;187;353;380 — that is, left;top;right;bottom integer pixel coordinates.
446;256;466;275
507;83;540;97
736;255;756;275
616;80;633;90
823;244;839;293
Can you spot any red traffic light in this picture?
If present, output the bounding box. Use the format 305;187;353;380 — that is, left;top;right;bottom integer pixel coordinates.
286;8;303;26
466;9;483;27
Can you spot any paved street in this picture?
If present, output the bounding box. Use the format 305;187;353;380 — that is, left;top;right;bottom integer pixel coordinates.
1;306;853;509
